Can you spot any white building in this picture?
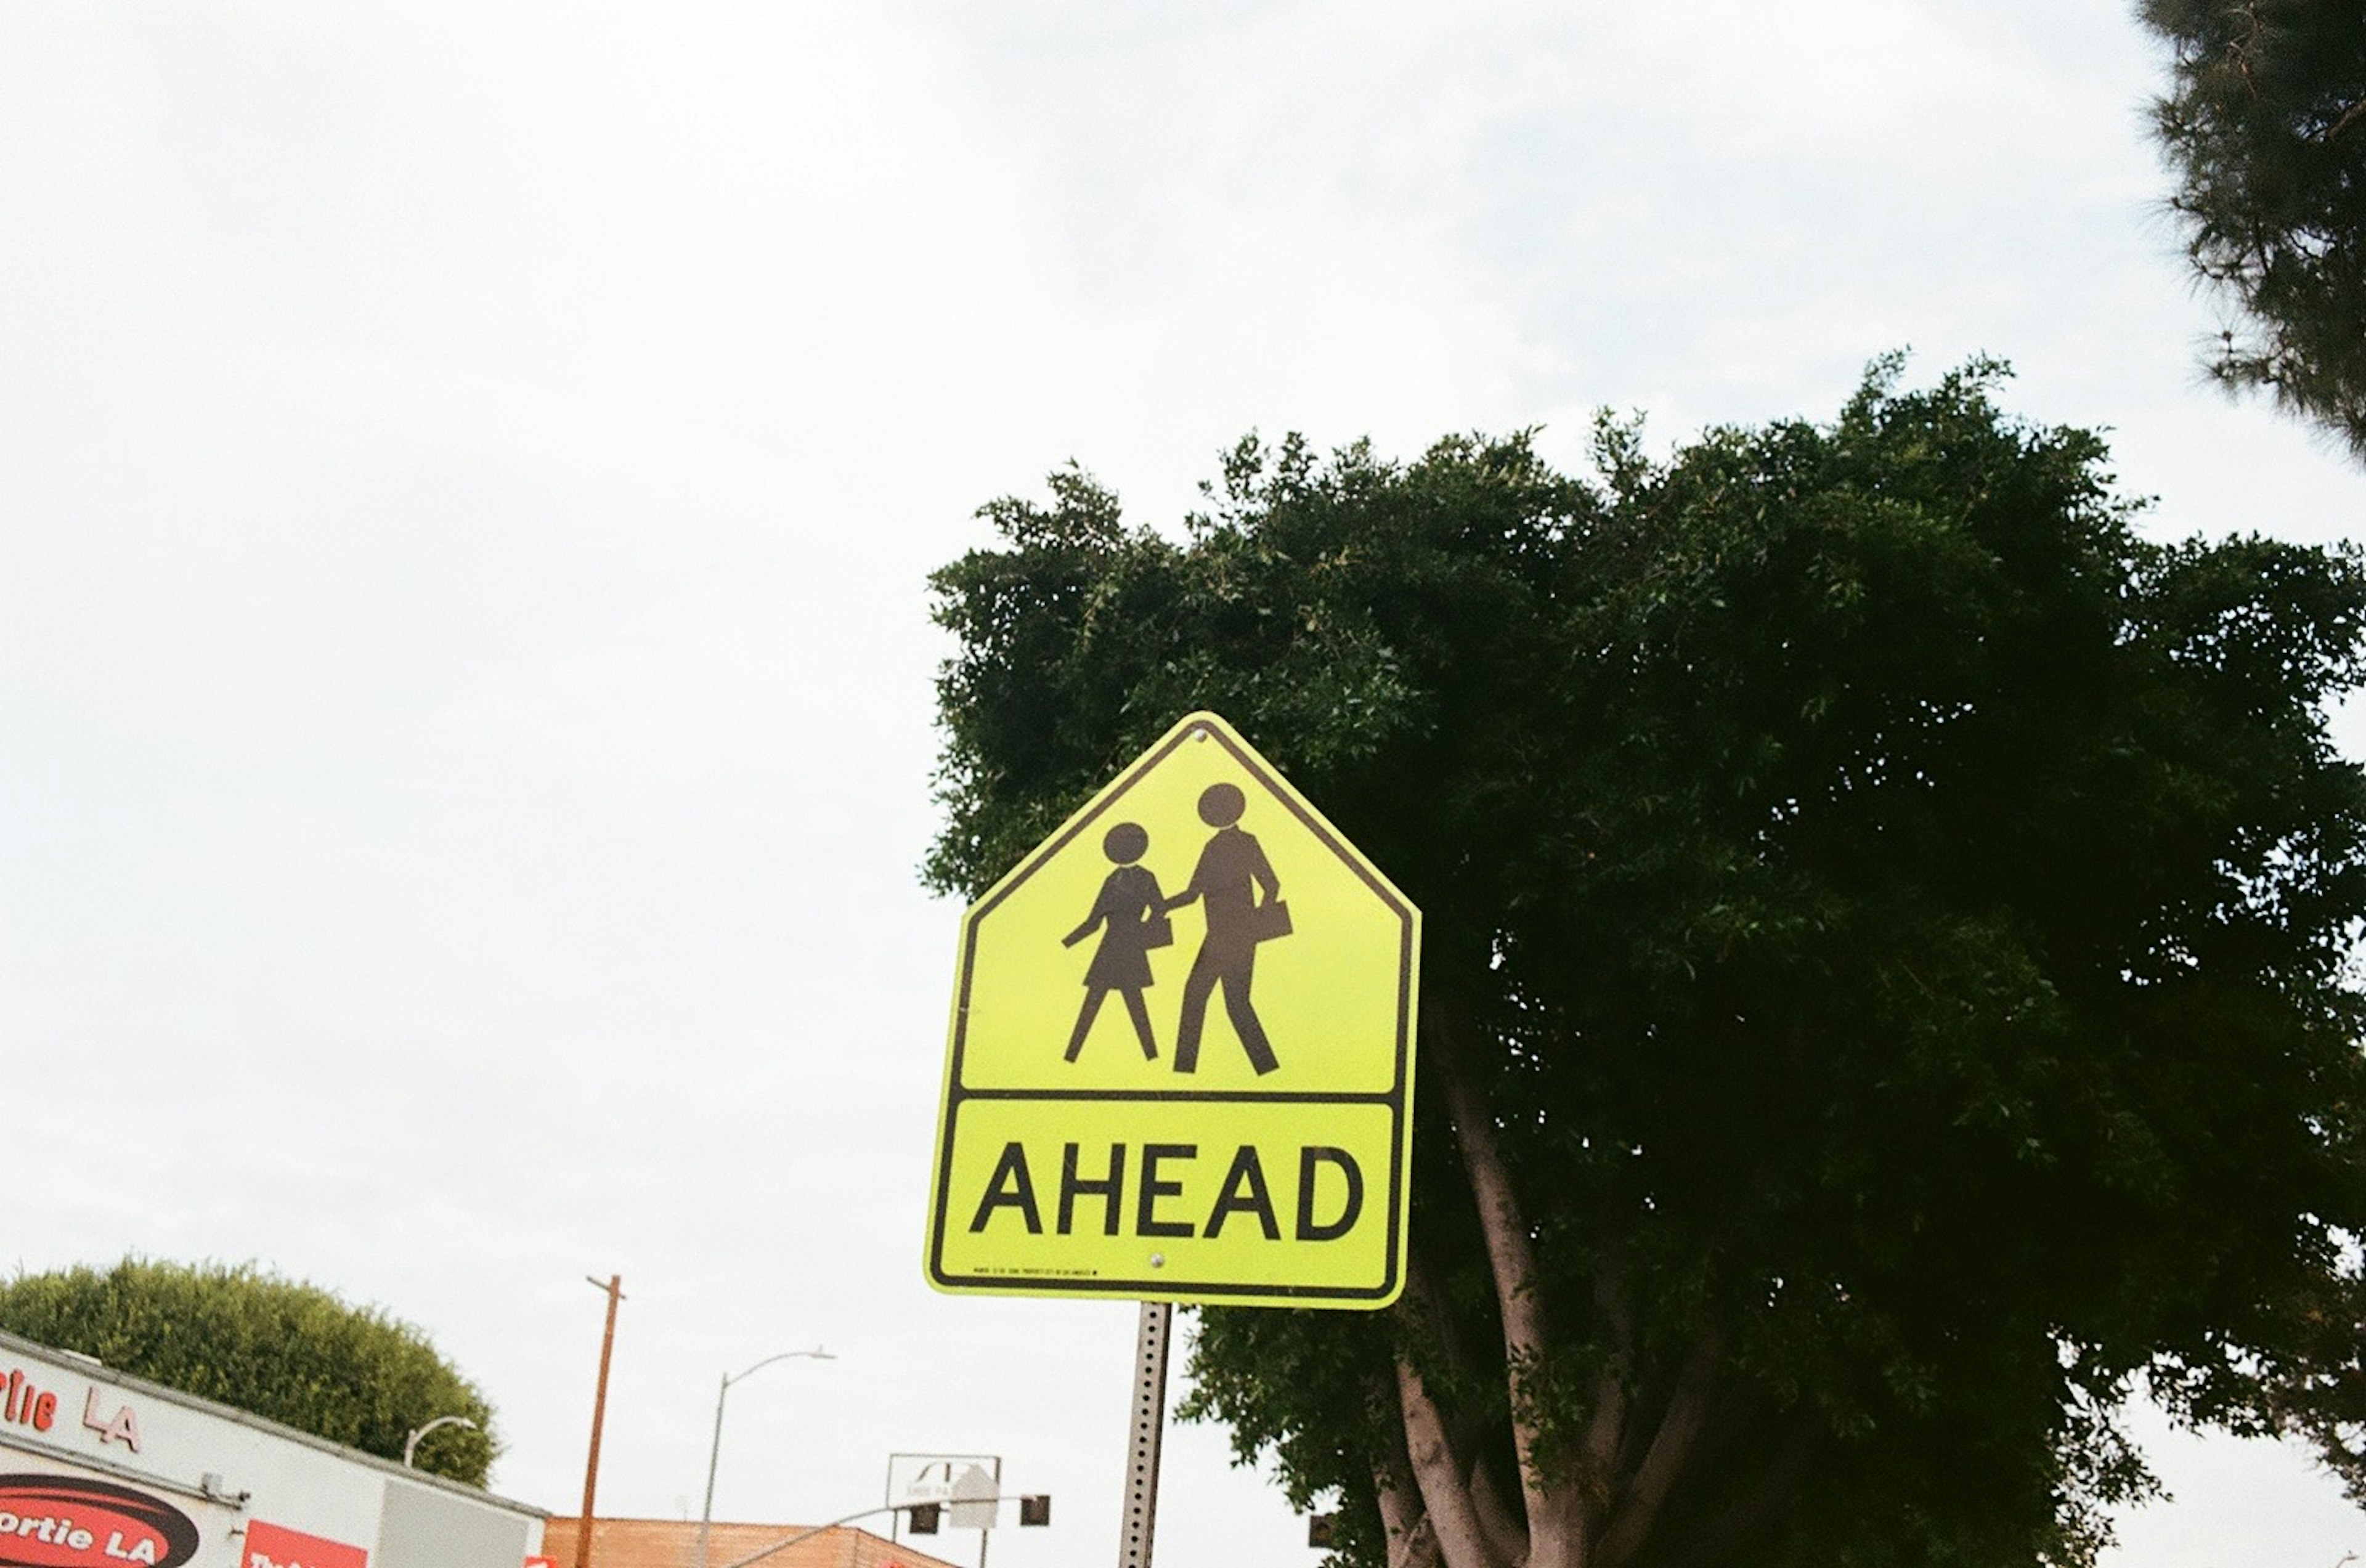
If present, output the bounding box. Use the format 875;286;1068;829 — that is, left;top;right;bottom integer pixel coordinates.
0;1328;545;1568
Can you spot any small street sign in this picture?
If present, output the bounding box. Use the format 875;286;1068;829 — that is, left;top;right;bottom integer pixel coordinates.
887;1453;999;1542
925;710;1420;1307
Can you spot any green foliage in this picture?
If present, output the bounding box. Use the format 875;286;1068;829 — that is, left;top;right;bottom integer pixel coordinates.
2144;0;2366;460
929;360;2366;1566
0;1259;498;1485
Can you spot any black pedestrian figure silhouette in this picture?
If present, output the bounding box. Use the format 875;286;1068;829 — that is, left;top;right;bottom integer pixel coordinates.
1061;821;1171;1062
1166;782;1288;1075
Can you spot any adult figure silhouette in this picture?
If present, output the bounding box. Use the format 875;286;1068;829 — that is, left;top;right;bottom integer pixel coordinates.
1166;781;1284;1074
1060;821;1168;1062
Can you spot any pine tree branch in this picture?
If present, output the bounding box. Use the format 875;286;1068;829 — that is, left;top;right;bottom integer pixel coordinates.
2227;0;2265;98
2325;99;2366;142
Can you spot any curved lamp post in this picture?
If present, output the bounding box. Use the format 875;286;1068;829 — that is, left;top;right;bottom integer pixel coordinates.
698;1347;834;1568
403;1414;479;1469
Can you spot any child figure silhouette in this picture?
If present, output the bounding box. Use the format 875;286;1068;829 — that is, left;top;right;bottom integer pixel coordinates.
1060;821;1171;1062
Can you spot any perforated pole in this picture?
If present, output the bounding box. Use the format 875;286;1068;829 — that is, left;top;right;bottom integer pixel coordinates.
1116;1302;1171;1568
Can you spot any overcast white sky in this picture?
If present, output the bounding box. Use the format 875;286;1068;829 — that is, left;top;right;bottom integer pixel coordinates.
4;4;2365;1566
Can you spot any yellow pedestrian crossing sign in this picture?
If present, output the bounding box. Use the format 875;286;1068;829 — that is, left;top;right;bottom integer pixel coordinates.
925;711;1420;1307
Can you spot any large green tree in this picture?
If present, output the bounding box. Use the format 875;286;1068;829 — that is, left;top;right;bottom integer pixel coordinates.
0;1259;498;1485
2144;0;2366;460
926;361;2366;1567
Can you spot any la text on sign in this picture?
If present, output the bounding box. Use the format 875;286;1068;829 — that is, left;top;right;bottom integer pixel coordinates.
925;711;1420;1307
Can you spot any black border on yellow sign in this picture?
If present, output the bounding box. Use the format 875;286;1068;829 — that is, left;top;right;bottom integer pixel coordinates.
924;710;1421;1306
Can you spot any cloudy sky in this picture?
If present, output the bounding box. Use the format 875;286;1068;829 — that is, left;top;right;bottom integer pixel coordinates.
4;3;2365;1566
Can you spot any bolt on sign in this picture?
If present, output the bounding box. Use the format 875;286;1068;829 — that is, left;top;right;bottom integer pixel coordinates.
925;711;1420;1307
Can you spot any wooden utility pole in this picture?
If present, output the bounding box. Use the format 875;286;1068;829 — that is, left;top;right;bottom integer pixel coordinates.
576;1273;625;1568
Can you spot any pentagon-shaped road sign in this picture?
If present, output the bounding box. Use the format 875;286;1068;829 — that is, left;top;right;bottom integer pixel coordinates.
925;711;1420;1307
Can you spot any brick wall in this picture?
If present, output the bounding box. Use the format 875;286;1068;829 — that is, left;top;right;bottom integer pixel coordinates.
538;1518;966;1568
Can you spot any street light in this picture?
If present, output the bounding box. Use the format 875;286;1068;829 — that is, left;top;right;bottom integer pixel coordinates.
698;1348;835;1568
403;1415;479;1469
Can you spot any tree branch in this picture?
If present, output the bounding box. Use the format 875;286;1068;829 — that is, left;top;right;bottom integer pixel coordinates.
1409;1253;1506;1474
1392;1514;1443;1568
2327;99;2366;142
1405;1259;1528;1566
1594;1328;1726;1568
1397;1356;1513;1568
1579;1246;1634;1484
1468;1452;1528;1568
1376;1449;1445;1568
1652;1415;1816;1568
1431;1010;1581;1564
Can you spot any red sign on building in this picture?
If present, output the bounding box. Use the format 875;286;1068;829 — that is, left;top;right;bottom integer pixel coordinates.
244;1521;368;1568
0;1475;198;1568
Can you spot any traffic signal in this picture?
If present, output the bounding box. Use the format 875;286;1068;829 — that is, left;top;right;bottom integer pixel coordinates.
908;1503;941;1535
1307;1513;1337;1548
1019;1495;1052;1527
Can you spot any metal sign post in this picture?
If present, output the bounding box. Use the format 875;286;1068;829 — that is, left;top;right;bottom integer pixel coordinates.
1116;1302;1172;1568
